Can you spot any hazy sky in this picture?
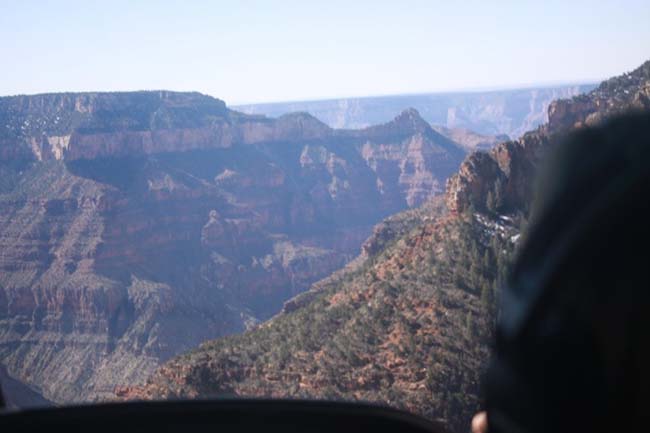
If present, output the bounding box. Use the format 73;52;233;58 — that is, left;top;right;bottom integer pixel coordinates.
1;0;649;104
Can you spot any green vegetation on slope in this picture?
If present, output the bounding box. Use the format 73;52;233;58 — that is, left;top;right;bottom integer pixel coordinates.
138;202;519;432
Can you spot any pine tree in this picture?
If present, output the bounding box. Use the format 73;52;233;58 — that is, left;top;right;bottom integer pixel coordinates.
482;249;492;271
481;281;492;309
486;190;496;212
465;312;474;338
494;177;505;209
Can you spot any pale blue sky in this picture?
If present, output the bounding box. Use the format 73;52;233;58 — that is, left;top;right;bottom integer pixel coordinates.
1;0;649;104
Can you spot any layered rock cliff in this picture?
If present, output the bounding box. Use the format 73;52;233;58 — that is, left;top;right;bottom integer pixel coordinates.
446;60;650;217
124;61;650;433
0;95;466;404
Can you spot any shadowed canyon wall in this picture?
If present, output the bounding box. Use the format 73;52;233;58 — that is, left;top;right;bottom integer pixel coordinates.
0;92;467;402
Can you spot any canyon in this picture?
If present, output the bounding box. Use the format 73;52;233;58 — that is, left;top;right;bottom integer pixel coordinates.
1;59;646;430
124;61;650;433
0;93;469;404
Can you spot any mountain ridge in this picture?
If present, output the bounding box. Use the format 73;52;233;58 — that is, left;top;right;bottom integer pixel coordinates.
1;92;467;163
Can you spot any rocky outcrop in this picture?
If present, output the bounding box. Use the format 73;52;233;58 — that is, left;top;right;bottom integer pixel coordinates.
0;97;466;404
361;199;443;258
547;61;650;133
446;60;650;217
445;151;502;214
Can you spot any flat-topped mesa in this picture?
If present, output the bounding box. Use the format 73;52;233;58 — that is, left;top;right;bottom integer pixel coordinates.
0;92;339;161
0;91;234;161
0;91;229;135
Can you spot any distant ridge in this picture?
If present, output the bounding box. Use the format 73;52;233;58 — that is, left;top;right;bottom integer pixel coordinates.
235;84;596;138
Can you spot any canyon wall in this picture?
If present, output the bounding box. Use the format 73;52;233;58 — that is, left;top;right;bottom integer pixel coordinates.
0;92;466;403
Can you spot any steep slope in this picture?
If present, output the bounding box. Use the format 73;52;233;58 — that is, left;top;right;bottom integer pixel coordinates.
0;364;51;409
235;84;596;138
125;61;650;433
446;60;650;217
120;198;517;433
0;94;466;404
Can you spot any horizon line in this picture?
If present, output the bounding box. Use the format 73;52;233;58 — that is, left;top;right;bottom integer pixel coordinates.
229;79;602;107
0;79;602;107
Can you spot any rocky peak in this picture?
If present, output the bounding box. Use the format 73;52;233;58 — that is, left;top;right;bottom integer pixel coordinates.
392;108;431;133
359;108;436;139
445;151;503;213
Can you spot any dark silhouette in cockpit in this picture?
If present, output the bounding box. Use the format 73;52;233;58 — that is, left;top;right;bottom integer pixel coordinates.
478;112;650;433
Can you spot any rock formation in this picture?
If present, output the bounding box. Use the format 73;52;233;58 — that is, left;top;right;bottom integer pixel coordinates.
0;94;466;404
